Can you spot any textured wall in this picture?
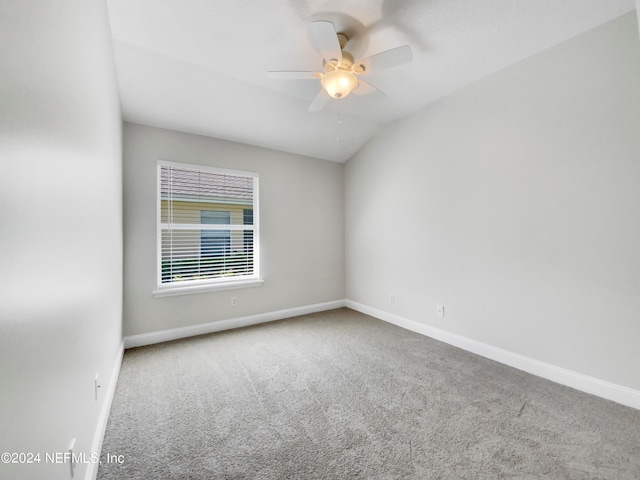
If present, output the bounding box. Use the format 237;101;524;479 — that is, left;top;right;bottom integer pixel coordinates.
122;123;345;337
0;1;123;479
345;13;640;391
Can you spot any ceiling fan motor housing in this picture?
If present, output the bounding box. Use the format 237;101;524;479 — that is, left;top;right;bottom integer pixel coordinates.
324;50;354;70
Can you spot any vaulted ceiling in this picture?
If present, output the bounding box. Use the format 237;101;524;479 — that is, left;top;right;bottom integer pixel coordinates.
106;0;636;162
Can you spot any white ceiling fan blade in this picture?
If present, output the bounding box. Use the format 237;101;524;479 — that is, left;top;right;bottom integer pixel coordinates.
311;20;342;64
353;79;386;97
308;89;330;112
357;45;413;74
267;71;322;80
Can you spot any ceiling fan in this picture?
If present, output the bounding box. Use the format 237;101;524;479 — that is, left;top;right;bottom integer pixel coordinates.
267;20;413;112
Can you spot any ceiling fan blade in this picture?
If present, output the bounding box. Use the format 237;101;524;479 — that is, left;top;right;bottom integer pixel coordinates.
308;89;330;112
353;79;386;97
357;45;413;74
267;71;322;80
311;20;342;64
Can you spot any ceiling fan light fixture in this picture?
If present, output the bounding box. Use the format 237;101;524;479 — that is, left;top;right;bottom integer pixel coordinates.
267;20;413;111
321;69;358;99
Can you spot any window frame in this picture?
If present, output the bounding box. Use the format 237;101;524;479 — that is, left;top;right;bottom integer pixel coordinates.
153;160;262;297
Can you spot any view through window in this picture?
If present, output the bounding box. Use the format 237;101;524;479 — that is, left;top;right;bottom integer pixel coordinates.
157;162;259;293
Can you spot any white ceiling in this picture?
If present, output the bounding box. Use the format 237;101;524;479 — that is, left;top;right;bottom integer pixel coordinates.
106;0;636;162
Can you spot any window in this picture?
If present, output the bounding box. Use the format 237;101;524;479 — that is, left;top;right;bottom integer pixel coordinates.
154;161;261;297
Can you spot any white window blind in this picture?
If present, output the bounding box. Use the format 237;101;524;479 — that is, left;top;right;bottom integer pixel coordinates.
156;162;259;293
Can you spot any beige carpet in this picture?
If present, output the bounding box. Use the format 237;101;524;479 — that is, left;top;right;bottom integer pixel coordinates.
98;308;640;479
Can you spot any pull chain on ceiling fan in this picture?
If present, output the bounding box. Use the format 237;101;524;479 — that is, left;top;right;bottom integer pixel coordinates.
268;20;413;112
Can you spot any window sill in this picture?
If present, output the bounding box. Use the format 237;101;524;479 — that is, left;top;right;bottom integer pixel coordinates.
153;278;264;298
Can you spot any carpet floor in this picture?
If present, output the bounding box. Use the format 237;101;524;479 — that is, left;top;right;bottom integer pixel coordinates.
98;308;640;479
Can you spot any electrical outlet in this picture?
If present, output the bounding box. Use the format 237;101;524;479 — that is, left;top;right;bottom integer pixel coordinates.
231;297;237;307
69;438;76;478
94;374;101;401
436;305;445;317
390;294;395;304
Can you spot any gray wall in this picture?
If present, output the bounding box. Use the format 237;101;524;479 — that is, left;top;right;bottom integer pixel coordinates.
345;13;640;391
123;123;344;337
0;1;123;479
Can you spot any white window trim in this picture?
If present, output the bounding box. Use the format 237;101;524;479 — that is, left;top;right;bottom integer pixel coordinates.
153;160;261;297
153;277;264;297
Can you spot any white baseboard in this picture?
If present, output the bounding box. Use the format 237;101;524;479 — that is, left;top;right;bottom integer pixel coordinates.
124;300;346;349
87;341;125;480
346;300;640;411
